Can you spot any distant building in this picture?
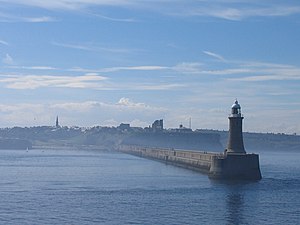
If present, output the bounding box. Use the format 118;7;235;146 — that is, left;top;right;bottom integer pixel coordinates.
169;124;192;133
152;119;163;132
118;123;130;131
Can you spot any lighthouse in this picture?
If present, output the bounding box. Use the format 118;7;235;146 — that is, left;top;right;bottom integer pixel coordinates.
226;100;246;154
209;99;262;180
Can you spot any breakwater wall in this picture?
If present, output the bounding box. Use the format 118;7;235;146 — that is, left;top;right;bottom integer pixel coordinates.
117;145;262;180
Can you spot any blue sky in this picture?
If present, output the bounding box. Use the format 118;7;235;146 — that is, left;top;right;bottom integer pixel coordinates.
0;0;300;134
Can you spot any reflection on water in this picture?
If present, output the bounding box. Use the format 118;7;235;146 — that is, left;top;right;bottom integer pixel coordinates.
226;192;244;225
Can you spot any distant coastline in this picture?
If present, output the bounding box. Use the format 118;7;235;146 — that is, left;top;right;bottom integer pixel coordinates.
0;138;32;150
0;126;299;151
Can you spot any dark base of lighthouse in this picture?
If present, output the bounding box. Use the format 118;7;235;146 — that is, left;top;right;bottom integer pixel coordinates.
209;153;262;180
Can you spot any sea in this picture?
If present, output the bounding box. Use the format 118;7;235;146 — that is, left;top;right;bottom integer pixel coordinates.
0;148;299;225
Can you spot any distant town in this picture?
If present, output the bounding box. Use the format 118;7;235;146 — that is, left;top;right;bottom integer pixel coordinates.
0;117;299;152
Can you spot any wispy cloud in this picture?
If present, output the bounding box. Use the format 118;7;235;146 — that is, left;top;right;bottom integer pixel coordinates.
172;58;300;82
52;97;166;114
0;71;185;91
8;65;57;70
203;51;225;61
80;65;168;73
134;83;185;91
0;103;51;127
0;74;108;89
0;1;135;23
2;1;300;21
3;56;300;91
2;53;14;64
0;39;9;46
52;42;92;51
52;41;138;54
22;16;56;23
13;59;300;84
0;12;56;23
173;62;203;74
66;58;300;82
50;98;166;127
90;12;137;23
70;63;203;75
0;0;135;11
68;65;168;73
201;68;253;75
168;3;300;21
228;62;300;82
51;101;106;112
100;65;169;73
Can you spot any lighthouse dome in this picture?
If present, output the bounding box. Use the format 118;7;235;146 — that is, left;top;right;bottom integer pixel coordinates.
231;100;241;109
230;99;242;116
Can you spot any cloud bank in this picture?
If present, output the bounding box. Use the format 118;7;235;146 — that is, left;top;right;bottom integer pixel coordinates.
0;98;167;127
0;74;108;89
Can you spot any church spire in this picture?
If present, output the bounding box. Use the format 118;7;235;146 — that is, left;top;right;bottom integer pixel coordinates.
56;116;59;128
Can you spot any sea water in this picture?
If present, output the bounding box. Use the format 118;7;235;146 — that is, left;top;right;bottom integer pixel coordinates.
0;149;299;225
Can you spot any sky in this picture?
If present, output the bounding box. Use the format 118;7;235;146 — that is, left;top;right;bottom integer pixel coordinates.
0;0;300;134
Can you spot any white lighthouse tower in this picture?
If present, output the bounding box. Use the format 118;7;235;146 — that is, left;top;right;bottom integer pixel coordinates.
226;99;246;154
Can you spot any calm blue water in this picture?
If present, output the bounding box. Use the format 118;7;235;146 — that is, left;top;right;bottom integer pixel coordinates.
0;149;299;225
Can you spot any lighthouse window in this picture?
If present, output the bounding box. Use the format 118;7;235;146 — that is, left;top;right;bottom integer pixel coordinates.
232;108;238;114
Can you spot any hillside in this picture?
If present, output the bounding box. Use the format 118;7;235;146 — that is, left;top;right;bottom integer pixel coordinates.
197;129;300;152
0;126;298;152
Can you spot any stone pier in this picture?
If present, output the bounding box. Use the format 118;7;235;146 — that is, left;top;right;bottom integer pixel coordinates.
117;145;262;180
